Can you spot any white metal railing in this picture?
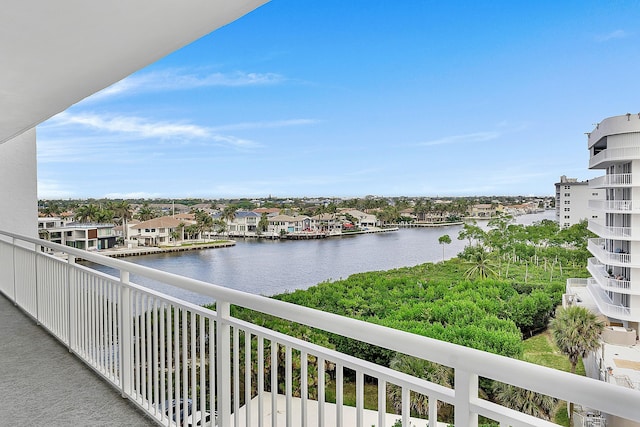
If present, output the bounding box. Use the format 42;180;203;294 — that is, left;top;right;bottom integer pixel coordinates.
590;146;640;168
1;231;640;427
586;282;632;319
587;220;634;239
589;173;633;188
587;238;632;266
588;199;635;212
586;258;634;295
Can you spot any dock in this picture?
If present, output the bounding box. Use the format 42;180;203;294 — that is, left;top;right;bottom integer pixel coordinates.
98;240;236;258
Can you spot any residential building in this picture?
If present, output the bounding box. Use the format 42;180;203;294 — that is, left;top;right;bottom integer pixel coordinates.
468;203;498;218
555;175;604;229
1;3;639;426
38;218;117;250
341;209;378;228
129;216;192;246
566;114;640;426
226;211;260;236
268;214;311;235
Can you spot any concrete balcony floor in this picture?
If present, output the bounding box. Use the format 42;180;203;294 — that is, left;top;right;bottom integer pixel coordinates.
0;294;155;426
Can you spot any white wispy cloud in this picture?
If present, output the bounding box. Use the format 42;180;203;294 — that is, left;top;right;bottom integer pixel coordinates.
418;131;501;147
595;29;629;42
89;69;285;100
51;112;210;139
210;119;320;132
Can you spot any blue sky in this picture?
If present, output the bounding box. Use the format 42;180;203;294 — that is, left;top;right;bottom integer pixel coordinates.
37;1;640;199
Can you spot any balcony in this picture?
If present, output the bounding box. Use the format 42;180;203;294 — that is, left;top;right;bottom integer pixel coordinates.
588;220;634;240
586;257;636;294
589;173;633;188
1;231;640;426
588;199;635;213
586;282;633;320
590;146;640;169
588;238;632;267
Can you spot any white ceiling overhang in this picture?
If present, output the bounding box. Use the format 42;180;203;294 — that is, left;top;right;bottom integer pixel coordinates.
0;0;268;144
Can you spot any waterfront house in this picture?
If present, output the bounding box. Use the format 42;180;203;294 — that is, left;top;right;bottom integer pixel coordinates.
341;209;378;228
268;214;311;236
1;2;639;426
468;203;498;218
310;212;343;234
130;216;193;247
226;211;261;237
39;219;116;250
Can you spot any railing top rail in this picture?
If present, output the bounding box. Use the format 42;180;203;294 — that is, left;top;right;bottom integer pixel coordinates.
3;230;639;422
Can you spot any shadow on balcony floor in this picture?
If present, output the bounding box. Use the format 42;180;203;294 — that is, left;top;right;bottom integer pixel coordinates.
0;293;155;426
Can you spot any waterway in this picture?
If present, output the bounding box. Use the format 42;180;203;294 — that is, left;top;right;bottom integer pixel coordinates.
87;211;555;305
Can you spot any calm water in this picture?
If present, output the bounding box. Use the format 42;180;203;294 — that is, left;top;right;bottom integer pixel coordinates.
87;211;554;305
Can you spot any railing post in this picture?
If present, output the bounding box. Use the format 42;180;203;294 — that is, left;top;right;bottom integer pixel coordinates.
120;271;133;398
454;369;478;427
216;300;231;427
11;237;17;304
68;255;76;352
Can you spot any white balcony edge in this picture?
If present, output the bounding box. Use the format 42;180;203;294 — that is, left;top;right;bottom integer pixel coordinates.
1;230;639;426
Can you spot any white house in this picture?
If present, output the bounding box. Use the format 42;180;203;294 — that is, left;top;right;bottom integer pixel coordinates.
129;216;192;246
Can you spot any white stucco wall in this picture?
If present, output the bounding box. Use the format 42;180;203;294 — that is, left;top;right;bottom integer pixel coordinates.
0;129;37;237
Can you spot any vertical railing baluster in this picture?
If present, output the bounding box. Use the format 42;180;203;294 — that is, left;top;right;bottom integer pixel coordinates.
199;315;205;426
301;351;308;427
317;357;325;427
285;345;292;427
378;378;386;427
271;340;278;427
216;301;232;427
209;316;216;424
153;300;159;415
454;369;479;427
135;292;142;400
167;305;173;424
258;336;264;427
245;331;252;427
336;363;343;427
190;311;197;422
402;386;410;427
174;306;180;426
233;327;240;427
68;255;76;353
356;371;363;427
120;271;132;398
160;303;167;420
146;296;153;408
429;394;438;427
182;308;188;427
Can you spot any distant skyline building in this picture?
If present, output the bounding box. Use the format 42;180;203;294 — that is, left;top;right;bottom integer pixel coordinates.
554;175;604;229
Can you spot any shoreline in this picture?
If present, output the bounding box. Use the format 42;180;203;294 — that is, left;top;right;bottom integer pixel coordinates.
97;240;236;258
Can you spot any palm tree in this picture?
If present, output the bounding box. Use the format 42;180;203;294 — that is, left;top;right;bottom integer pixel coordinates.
550;306;604;374
438;234;451;262
387;353;453;419
110;201;132;240
222;205;237;236
464;247;498;280
492;382;557;421
550;306;604;425
136;203;157;221
75;204;99;223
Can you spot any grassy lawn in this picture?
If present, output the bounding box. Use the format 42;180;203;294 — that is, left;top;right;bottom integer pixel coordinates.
522;331;585;376
522;330;586;426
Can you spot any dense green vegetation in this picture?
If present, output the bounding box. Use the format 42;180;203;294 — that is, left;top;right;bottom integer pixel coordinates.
214;217;593;424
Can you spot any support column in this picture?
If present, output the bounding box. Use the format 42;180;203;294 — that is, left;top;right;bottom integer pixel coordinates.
0;128;37;238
